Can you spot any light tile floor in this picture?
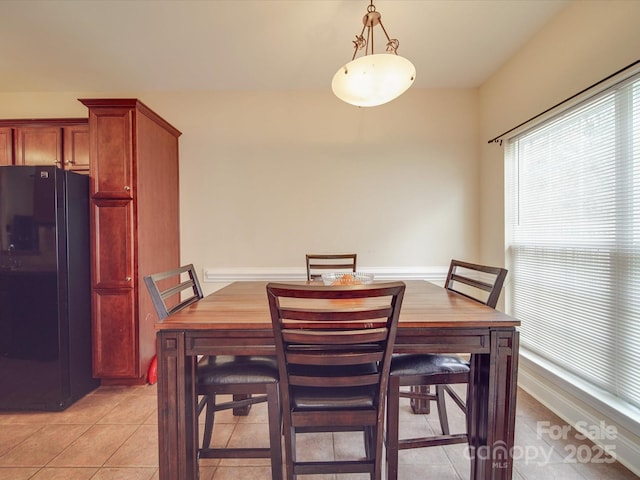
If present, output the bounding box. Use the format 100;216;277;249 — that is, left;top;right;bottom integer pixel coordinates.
0;385;637;479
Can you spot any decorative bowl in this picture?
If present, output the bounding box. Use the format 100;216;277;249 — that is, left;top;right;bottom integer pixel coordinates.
321;272;375;286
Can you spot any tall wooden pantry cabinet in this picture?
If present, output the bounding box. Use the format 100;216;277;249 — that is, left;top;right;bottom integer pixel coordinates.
80;99;181;384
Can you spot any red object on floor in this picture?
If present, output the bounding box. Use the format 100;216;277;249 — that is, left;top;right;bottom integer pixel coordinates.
147;355;158;384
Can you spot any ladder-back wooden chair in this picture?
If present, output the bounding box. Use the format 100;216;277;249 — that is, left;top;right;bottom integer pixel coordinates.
144;265;282;479
385;260;507;480
305;253;357;280
267;281;405;480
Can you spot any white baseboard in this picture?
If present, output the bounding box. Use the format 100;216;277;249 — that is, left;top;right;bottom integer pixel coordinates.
518;349;640;476
203;266;448;283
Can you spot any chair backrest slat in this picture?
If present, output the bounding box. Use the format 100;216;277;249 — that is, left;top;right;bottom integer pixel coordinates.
445;259;507;309
160;279;200;300
164;295;200;317
286;350;384;366
305;253;357;280
279;306;393;323
144;264;203;320
289;372;382;388
282;327;388;345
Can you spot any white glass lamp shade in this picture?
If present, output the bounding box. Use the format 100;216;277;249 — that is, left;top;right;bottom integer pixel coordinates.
332;53;416;107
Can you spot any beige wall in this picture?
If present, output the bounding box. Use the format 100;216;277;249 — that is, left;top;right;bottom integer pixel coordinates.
162;89;480;273
0;87;481;278
478;0;640;267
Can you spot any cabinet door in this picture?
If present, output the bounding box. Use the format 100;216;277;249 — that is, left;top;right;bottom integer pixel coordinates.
63;125;90;172
92;288;137;378
0;128;12;165
92;199;135;289
89;108;134;199
14;126;62;167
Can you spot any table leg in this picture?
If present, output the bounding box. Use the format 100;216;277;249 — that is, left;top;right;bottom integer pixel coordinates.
232;394;252;416
468;329;519;480
409;385;432;414
157;331;198;480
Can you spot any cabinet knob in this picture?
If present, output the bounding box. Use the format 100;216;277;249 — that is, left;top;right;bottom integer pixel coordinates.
126;276;132;282
124;186;131;192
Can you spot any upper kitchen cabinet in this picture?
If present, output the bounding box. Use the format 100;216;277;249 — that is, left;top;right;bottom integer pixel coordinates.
79;98;181;384
15;126;62;167
0;128;13;165
63;125;90;172
0;119;89;173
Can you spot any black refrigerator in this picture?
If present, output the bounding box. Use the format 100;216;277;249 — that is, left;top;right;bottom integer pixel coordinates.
0;166;98;410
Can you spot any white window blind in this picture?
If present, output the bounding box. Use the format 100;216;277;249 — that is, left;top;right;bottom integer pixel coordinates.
505;71;640;410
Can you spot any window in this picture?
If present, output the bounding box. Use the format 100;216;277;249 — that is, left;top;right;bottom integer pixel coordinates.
505;71;640;411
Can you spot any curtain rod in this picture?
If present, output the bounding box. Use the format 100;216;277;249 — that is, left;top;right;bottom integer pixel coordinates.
487;59;640;145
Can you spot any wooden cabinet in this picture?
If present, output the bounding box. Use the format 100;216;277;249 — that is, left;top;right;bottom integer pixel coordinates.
63;125;90;172
0;128;12;165
80;99;181;384
0;120;89;173
92;289;136;378
92;199;134;289
90;108;133;199
14;126;62;167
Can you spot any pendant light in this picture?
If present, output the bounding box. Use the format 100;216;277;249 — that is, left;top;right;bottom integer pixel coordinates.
332;0;416;107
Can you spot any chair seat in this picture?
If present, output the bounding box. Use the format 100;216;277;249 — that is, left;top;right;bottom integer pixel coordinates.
390;354;470;376
197;355;279;384
292;385;377;410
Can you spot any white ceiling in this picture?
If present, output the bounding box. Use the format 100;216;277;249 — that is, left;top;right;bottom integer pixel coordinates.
0;0;569;93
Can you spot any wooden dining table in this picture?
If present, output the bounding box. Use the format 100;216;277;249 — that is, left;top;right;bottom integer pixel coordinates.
155;279;520;480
